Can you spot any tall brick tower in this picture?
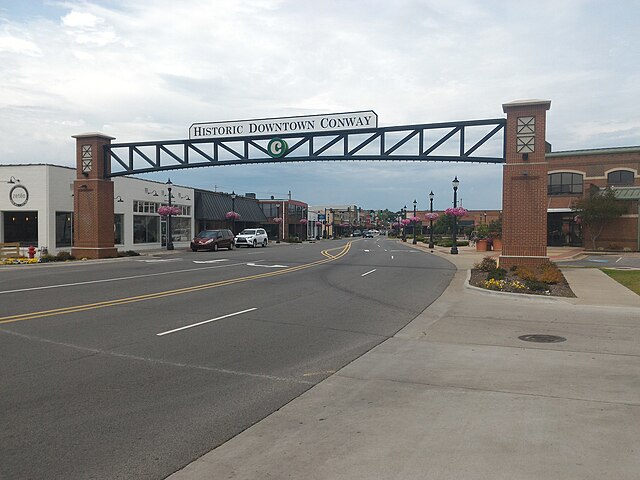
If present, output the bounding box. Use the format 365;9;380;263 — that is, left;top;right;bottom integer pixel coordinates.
71;133;118;259
500;100;551;269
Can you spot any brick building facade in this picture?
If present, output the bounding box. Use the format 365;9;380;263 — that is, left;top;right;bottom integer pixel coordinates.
546;146;640;251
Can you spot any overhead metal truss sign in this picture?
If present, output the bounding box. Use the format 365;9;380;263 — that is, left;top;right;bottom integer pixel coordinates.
106;118;506;177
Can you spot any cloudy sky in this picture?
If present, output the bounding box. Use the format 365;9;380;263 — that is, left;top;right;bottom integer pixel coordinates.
1;1;638;211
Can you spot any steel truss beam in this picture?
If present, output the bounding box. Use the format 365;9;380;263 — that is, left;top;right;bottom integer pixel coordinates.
105;118;506;177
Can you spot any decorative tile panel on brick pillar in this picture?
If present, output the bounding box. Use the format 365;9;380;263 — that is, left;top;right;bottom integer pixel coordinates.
72;133;118;259
500;100;551;269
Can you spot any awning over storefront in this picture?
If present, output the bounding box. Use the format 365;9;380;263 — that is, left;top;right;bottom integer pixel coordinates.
194;190;268;223
611;186;640;200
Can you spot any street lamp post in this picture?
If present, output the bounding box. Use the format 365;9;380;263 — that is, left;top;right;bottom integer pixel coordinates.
166;178;174;250
324;207;327;239
230;191;237;234
412;199;417;245
428;190;435;249
402;205;407;242
451;177;460;255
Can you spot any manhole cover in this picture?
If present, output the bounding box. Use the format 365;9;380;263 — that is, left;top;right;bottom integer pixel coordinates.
518;334;566;343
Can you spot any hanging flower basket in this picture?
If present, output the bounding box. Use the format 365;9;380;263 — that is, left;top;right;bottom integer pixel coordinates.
273;217;283;224
392;222;400;228
225;211;240;220
445;207;468;217
408;216;420;223
401;218;411;226
425;212;439;221
315;221;323;227
158;206;181;216
299;218;308;224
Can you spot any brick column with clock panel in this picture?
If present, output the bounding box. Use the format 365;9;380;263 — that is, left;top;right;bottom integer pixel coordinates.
72;132;118;259
500;100;551;269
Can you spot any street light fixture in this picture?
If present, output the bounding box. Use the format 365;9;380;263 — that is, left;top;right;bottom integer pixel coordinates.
166;178;174;250
412;199;417;245
451;177;459;255
428;190;435;249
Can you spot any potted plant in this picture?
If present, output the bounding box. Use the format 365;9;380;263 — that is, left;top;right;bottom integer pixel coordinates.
475;224;490;252
488;218;502;250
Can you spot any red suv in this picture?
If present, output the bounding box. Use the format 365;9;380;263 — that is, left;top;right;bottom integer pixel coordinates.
190;229;235;252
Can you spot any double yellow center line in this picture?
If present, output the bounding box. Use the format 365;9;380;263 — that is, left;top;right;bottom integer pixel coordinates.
0;242;353;325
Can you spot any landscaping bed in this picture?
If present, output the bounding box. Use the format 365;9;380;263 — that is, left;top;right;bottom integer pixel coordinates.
469;257;575;297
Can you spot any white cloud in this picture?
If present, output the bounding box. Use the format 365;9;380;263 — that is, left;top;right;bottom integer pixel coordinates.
0;0;638;209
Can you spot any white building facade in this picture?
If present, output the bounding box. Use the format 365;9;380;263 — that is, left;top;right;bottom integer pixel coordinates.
1;164;195;255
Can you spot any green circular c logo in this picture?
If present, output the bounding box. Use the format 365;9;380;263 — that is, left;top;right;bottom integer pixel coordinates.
267;138;288;158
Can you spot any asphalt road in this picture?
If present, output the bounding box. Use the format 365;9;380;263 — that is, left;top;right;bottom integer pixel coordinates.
0;237;454;480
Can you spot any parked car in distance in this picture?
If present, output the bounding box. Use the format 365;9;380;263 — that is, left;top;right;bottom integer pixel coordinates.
363;230;374;238
352;230;362;237
235;228;269;247
190;229;235;251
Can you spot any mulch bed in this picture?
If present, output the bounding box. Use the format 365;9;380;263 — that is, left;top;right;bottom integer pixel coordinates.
469;269;576;297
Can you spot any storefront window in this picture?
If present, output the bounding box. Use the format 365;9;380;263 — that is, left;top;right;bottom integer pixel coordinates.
3;211;38;246
133;215;159;243
170;217;191;242
114;214;124;245
55;211;73;247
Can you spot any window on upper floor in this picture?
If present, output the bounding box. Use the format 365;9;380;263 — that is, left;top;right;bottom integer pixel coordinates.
607;170;634;185
547;172;583;195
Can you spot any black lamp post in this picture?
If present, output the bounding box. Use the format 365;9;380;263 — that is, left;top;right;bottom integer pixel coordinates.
412;199;417;245
402;205;407;242
428;190;435;249
230;191;237;234
329;208;334;238
166;178;174;250
324;207;327;239
451;177;459;255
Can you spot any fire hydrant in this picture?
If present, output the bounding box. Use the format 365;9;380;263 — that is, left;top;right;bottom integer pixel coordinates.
28;245;36;259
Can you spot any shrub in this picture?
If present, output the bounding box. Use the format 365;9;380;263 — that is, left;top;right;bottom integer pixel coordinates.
514;265;536;281
537;262;564;284
55;251;75;261
525;280;548;292
487;268;506;281
474;256;497;272
118;250;140;257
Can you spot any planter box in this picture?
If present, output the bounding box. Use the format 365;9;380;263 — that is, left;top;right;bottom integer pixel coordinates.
492;238;502;250
476;239;488;252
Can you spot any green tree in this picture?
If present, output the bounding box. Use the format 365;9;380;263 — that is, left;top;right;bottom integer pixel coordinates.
573;187;627;250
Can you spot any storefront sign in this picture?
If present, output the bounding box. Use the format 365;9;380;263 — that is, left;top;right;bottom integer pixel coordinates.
189;110;378;139
9;185;28;207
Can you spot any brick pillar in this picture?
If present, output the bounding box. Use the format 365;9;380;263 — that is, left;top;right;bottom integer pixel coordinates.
500;100;551;269
71;133;118;259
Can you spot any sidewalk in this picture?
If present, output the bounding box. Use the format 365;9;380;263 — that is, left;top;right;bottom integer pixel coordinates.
169;243;640;480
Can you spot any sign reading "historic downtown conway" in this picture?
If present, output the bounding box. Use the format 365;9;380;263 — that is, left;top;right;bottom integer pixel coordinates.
189;110;378;139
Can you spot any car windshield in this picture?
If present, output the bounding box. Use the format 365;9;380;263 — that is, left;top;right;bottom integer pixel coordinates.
197;230;218;238
240;229;256;235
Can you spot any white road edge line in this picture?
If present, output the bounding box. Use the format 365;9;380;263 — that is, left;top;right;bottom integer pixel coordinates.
361;269;377;277
156;308;257;336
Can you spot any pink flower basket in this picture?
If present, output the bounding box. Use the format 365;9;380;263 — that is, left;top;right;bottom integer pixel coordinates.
445;207;468;217
158;206;181;216
425;213;439;221
225;211;240;220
